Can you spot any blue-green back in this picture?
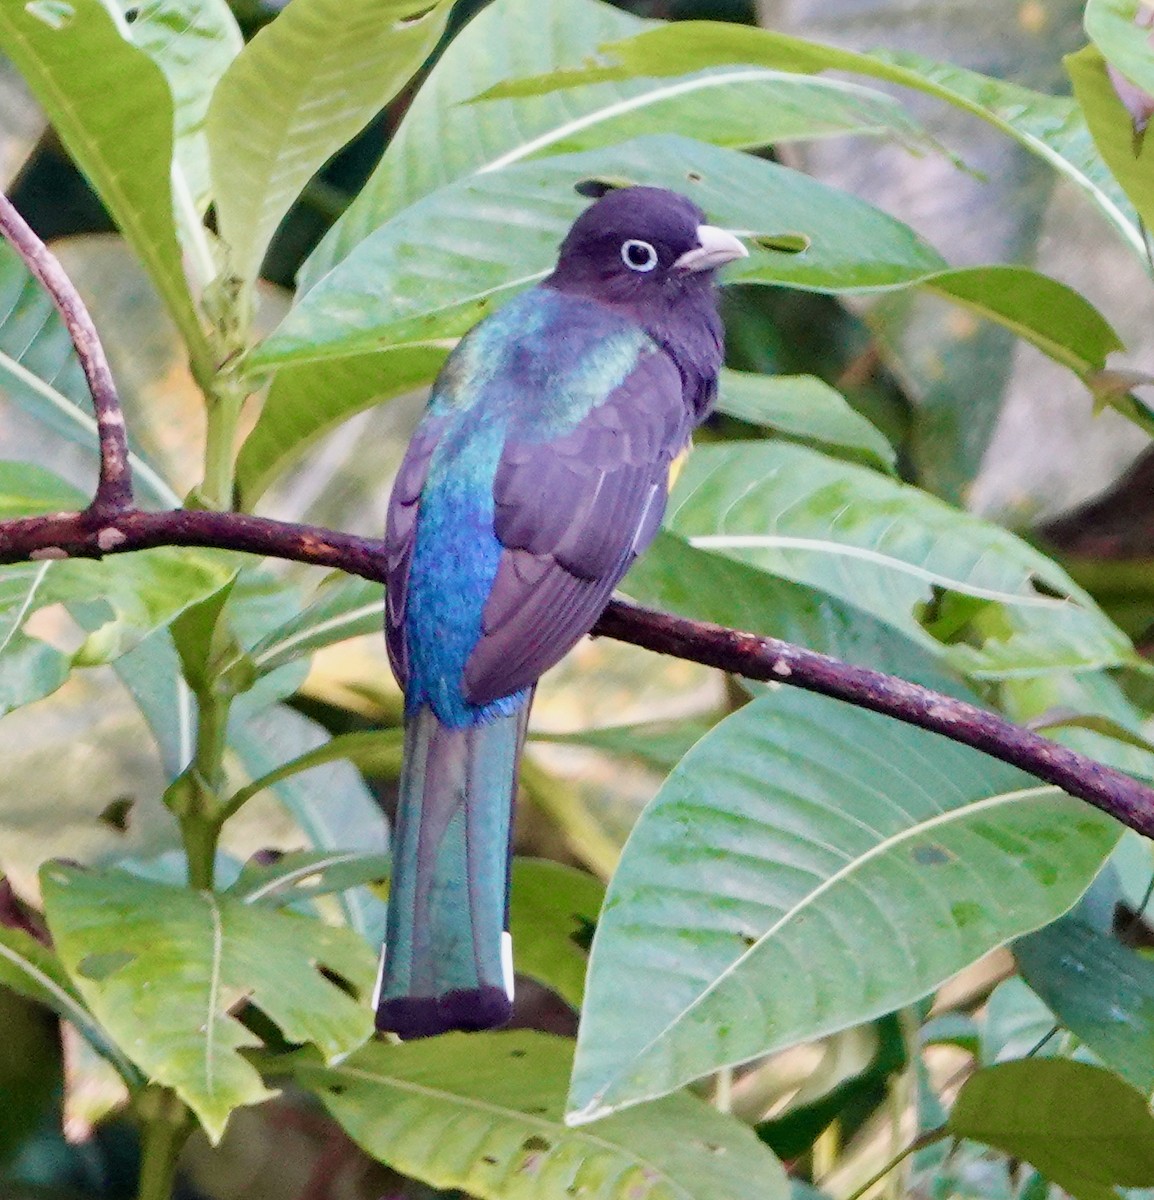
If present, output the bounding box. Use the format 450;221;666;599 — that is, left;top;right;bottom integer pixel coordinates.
404;288;657;726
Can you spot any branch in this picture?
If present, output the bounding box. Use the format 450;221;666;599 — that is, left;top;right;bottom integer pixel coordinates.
2;192;1153;843
592;604;1154;839
0;193;132;516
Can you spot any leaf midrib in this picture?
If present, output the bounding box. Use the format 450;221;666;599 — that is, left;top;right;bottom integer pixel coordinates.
581;784;1057;1112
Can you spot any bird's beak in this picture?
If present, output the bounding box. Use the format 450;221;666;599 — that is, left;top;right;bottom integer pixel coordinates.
674;225;749;273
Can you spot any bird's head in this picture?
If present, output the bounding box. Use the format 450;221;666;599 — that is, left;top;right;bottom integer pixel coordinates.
544;186;748;317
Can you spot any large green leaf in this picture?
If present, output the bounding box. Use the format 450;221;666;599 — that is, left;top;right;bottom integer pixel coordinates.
236;345;449;507
949;1060;1154;1200
293;1031;790;1200
61;548;240;666
716;370;895;473
251;135;945;370
566;688;1118;1122
664;441;1134;677
0;243;179;509
0;0;208;362
42;863;375;1143
483;21;1140;254
302;0;936;287
119;0;242;214
207;0;454;285
1015;914;1154;1094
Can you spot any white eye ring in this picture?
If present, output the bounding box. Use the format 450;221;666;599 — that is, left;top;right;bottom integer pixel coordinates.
621;239;659;272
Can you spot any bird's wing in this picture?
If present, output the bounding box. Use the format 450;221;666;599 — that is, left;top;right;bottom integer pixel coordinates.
384;417;443;690
462;349;689;707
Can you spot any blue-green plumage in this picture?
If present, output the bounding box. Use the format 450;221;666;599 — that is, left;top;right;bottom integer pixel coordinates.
375;187;746;1038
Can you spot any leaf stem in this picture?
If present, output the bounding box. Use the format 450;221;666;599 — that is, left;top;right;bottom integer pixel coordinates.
135;1086;194;1200
200;375;248;512
842;1128;950;1200
177;689;233;891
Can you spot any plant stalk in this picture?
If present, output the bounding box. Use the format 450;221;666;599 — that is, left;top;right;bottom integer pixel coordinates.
135;1087;194;1200
179;689;232;891
200;381;246;512
842;1129;950;1200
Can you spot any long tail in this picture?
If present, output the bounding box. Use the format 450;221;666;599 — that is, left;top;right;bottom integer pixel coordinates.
374;700;530;1038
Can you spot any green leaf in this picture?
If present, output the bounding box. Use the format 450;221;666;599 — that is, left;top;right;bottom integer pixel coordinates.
237;346;449;506
981;978;1059;1065
871;48;1140;254
566;688;1117;1122
63;548;240;666
0;921;139;1085
1015;914;1154;1093
251;134;945;371
207;0;453;285
949;1060;1154;1200
0;0;208;363
247;576;384;677
0;238;181;510
0;633;69;719
228;704;389;940
225;728;404;818
716;371;895;473
532;716;718;774
119;0;242;213
626;534;976;697
0;465;236;675
42;863;375;1143
1068;44;1154;237
303;0;938;287
293;1031;790;1200
919;266;1123;382
483;22;1141;255
508;860;603;1011
1085;0;1154;96
665;441;1134;677
999;669;1154;785
227;850;390;906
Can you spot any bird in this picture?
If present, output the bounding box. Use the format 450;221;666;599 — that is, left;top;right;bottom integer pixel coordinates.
374;184;747;1038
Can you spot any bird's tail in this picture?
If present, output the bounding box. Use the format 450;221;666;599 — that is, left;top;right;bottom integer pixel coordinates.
374;700;529;1038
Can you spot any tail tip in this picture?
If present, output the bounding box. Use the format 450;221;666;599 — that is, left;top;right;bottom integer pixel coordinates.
376;987;514;1040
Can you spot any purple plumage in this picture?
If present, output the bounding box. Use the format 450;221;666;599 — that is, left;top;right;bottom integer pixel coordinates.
375;186;747;1039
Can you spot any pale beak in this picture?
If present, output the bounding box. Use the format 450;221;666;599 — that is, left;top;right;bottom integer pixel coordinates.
674;224;749;273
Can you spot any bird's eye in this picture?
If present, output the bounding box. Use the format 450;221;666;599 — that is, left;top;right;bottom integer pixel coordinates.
621;239;659;272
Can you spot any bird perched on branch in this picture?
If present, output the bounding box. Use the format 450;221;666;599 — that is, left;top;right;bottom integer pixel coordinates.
374;184;747;1038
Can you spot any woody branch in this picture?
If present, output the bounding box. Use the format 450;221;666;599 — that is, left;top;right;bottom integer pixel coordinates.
0;192;1150;841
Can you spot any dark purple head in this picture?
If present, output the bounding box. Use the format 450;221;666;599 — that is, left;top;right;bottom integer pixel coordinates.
545;186;746;412
544;186;747;323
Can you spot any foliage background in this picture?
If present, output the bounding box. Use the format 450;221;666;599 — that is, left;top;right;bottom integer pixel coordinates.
2;0;1154;1198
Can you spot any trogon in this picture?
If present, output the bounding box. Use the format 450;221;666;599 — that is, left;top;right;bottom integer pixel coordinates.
374;185;747;1038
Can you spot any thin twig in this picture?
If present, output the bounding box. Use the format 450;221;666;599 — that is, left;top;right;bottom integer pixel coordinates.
0;192;133;515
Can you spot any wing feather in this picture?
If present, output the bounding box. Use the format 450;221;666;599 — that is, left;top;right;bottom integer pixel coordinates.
384;419;443;688
462;350;689;707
